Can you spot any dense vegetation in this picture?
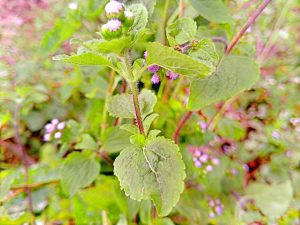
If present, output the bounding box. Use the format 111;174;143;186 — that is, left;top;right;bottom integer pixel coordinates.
0;0;300;224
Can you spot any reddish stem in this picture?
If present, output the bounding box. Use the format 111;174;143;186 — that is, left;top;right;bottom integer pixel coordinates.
173;112;193;144
226;0;273;54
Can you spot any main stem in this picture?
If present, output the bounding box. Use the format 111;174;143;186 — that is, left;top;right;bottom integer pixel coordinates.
130;82;145;135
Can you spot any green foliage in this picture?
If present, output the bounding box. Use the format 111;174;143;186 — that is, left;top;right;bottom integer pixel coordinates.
114;137;186;216
128;3;148;32
146;42;213;78
167;17;197;46
188;0;233;23
61;152;100;196
188;55;260;110
84;37;132;54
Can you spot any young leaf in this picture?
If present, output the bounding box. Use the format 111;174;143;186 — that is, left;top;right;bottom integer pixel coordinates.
189;38;219;67
146;42;213;79
188;55;260;110
74;134;98;150
167;17;197;46
83;37;132;54
128;3;148;32
107;89;157;119
143;113;159;135
53;52;114;68
114;137;186;216
102;127;132;154
188;0;233;23
61;152;100;196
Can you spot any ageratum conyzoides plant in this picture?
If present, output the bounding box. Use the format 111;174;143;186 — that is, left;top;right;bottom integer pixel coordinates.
53;0;261;217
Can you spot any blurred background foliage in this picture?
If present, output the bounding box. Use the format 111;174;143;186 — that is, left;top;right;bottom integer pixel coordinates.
0;0;300;224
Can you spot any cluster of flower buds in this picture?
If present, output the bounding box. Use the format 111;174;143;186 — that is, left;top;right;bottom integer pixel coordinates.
43;119;65;142
188;146;220;173
101;0;134;40
143;51;179;84
208;198;224;218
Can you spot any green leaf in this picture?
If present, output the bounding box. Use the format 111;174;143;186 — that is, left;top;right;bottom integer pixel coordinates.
188;55;260;110
143;113;159;135
53;52;114;68
107;89;157;119
61;152;100;196
189;38;219;67
146;42;213;78
84;37;132;54
167;17;197;46
102;127;132;154
245;180;293;219
114;137;186;216
128;3;148;32
189;0;233;23
120;124;139;134
75;134;98;150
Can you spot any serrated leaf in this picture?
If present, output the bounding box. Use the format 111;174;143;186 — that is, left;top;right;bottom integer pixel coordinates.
189;0;233;23
108;89;157;119
120;124;139;134
189;38;219;67
128;3;148;32
167;17;197;46
114;137;186;216
61;152;100;196
53;52;114;68
188;55;260;110
75;134;98;150
84;37;132;54
146;42;213;79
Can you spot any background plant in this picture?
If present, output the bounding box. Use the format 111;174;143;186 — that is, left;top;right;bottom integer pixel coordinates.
0;0;300;224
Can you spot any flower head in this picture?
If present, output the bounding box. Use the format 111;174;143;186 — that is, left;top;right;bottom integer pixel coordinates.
148;65;160;73
166;70;179;80
151;73;160;84
124;10;134;19
105;19;122;31
105;0;123;14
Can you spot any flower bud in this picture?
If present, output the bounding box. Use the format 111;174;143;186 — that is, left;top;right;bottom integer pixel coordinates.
151;73;160;84
105;0;124;20
101;19;123;40
124;10;134;27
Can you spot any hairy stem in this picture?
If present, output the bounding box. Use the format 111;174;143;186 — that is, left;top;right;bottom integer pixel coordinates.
130;82;145;135
162;0;170;45
226;0;273;54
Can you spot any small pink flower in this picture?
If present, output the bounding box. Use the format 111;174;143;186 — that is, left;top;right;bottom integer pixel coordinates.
54;132;62;139
43;134;51;142
57;122;65;130
166;71;179;80
45;123;55;133
148;65;160;73
105;0;123;14
151;73;160;84
106;19;122;31
209;212;215;218
206;165;213;172
51;118;59;125
212;158;220;165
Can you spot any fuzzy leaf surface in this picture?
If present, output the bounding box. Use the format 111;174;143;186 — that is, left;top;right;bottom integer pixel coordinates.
114;137;186;216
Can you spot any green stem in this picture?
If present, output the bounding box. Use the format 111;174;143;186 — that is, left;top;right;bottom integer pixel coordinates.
162;0;170;45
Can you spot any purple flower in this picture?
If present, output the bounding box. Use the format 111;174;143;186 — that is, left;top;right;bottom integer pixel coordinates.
105;19;122;31
212;158;220;165
215;206;223;215
200;154;208;163
54;132;62;139
272;130;280;139
148;65;160;73
51;118;59;125
151;73;160;84
194;160;202;168
144;51;148;59
105;0;123;14
45;123;55;133
199;121;207;131
209;212;215;218
43;133;51;142
166;71;179;80
206;165;213;172
57;122;65;130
